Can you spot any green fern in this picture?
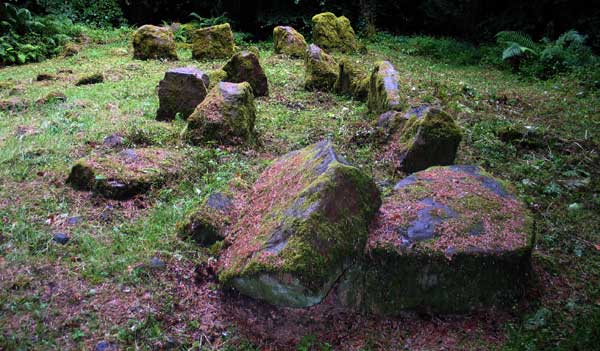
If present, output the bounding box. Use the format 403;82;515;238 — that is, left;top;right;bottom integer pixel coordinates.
496;31;539;60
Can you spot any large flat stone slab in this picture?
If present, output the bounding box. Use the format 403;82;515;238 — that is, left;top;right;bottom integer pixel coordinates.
337;165;534;314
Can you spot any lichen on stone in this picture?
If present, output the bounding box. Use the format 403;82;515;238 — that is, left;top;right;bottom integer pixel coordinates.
191;23;235;60
367;61;405;115
223;51;269;97
334;57;369;100
304;44;338;92
132;25;178;61
312;12;358;52
273;26;308;58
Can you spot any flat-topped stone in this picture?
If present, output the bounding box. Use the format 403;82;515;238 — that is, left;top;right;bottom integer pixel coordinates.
132;25;178;61
337;165;534;314
218;141;381;307
157;67;209;121
192;23;235;60
66;148;188;199
273;26;308;58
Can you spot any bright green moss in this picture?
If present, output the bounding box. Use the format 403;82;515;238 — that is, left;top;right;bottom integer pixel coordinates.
191;23;235;60
273;26;307;58
312;12;358;53
132;25;178;61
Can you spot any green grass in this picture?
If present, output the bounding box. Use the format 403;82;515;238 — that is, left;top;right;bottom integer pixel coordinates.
0;26;599;350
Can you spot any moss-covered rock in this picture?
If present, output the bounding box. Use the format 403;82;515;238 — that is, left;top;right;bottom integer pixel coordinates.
132;25;178;61
223;51;269;97
383;108;462;173
75;73;104;86
207;69;228;89
66;148;187;199
334;57;369;100
191;23;235;60
312;12;358;52
304;44;338;91
273;26;307;58
367;61;405;115
157;67;209;121
186;82;256;145
337;165;534;314
218;141;381;307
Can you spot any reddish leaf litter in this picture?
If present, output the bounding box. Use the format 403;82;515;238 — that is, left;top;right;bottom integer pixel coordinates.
368;166;529;255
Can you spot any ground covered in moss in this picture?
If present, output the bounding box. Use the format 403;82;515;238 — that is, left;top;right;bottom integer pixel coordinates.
0;27;599;351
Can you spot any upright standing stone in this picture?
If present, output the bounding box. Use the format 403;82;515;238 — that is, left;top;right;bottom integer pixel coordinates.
218;141;381;307
186;82;256;145
132;25;178;60
192;23;235;60
312;12;358;52
157;67;209;121
223;51;269;97
367;61;405;115
273;26;308;58
334;57;369;100
304;44;338;91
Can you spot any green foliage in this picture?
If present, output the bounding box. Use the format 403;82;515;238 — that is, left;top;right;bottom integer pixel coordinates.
39;0;124;27
495;31;539;60
0;3;83;65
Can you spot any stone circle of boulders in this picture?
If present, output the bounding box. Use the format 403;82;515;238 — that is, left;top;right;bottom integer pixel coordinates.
192;23;235;60
156;67;209;121
367;61;405;115
217;141;381;307
223;51;269;97
186;82;256;145
66;148;187;199
304;44;338;91
382;108;462;173
337;165;534;314
132;25;178;61
273;26;308;58
312;12;358;53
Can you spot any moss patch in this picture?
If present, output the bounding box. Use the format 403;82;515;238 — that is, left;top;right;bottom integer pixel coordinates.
191;23;235;60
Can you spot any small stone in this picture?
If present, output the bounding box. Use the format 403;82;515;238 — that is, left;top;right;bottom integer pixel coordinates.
149;257;166;269
156;67;209;121
191;23;235;60
103;134;124;148
67;216;81;225
132;25;178;61
76;73;104;86
36;73;56;81
52;233;70;245
95;340;117;351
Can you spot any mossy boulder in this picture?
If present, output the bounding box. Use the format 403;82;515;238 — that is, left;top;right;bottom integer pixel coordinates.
207;69;228;89
367;61;405;115
186;82;256;145
218;141;381;307
312;12;358;52
178;194;233;247
384;108;462;173
334;57;369;100
132;25;178;61
66;148;187;199
304;44;338;91
191;23;235;60
222;51;269;97
273;26;308;58
75;73;104;86
337;165;534;314
157;67;209;121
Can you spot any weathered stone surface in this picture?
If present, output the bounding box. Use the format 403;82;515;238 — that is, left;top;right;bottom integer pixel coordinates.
334;57;369;100
273;26;307;58
223;51;269;97
156;67;209;121
382;108;462;173
337;165;534;314
186;82;256;145
132;25;178;61
218;141;381;307
367;61;405;115
192;23;235;60
304;44;338;91
66;148;187;199
312;12;358;52
75;73;104;86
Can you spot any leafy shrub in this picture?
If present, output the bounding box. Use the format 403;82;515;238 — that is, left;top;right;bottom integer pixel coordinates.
0;3;83;65
38;0;124;28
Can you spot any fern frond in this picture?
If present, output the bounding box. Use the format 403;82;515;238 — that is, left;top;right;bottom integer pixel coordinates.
495;31;537;50
501;42;538;60
556;30;586;47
